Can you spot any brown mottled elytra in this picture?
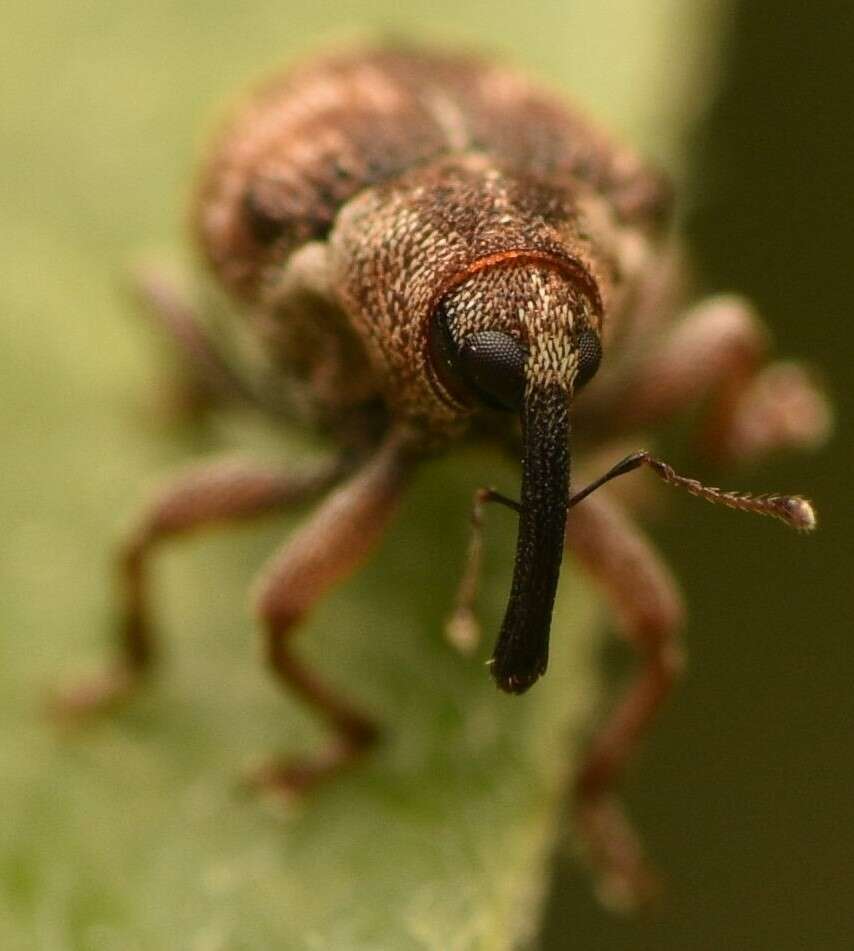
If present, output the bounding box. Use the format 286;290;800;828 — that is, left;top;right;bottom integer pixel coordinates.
54;45;831;910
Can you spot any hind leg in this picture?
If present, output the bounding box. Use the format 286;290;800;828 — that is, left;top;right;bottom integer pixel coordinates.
129;263;267;414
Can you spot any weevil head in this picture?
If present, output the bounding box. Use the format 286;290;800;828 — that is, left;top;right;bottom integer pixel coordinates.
428;261;602;415
427;260;603;693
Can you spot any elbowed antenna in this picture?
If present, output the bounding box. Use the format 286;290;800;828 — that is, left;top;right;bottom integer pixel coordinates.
489;383;570;694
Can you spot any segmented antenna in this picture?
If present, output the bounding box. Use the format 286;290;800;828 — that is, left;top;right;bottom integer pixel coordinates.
568;450;817;532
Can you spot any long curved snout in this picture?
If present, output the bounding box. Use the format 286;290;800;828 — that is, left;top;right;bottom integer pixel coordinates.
429;261;598;694
489;382;571;693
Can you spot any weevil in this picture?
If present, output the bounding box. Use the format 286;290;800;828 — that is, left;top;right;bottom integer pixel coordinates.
56;46;831;908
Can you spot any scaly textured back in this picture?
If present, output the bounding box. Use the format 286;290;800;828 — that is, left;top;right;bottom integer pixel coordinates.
195;45;670;301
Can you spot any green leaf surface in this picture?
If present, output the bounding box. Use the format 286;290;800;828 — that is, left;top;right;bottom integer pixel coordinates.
0;2;724;947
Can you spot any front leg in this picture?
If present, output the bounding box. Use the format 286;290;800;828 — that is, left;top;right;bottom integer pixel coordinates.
250;430;416;798
565;491;685;911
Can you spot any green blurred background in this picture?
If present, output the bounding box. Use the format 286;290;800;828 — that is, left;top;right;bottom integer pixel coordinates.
1;1;851;948
544;3;854;948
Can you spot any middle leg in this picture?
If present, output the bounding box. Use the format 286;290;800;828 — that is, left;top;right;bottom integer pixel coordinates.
578;294;831;462
250;430;416;798
52;454;347;719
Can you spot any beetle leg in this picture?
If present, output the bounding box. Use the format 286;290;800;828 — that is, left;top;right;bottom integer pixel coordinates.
248;431;415;798
565;491;685;911
52;455;346;718
582;295;832;461
130;264;268;414
444;487;520;654
702;358;832;464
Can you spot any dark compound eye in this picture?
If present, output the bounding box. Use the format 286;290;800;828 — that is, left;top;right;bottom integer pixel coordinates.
457;330;528;411
427;301;529;412
574;328;602;389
